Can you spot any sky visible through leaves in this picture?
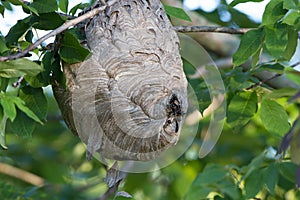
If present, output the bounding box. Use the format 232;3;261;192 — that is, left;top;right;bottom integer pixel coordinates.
184;0;270;22
0;0;268;36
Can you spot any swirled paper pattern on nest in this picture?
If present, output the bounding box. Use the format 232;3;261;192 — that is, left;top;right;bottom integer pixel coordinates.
66;0;187;161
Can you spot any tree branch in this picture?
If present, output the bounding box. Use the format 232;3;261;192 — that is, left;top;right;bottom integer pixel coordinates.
246;73;282;90
249;60;300;89
98;181;121;200
0;0;118;62
0;162;45;186
98;161;129;200
173;26;251;34
0;24;252;62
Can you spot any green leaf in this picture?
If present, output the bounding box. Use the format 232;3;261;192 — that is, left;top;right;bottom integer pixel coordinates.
185;164;228;200
192;164;228;186
262;0;287;26
59;0;69;13
31;12;65;30
228;7;260;28
59;31;90;64
279;162;297;183
5;18;31;43
0;58;43;78
259;99;290;136
244;168;264;198
196;87;211;114
227;91;258;129
258;63;285;73
0;36;9;54
0;78;9;92
67;27;86;41
184;59;211;114
233;28;264;67
39;51;54;85
1;1;12;11
29;0;57;13
228;67;252;91
2;95;43;126
185;186;210;200
186;78;211;114
263;163;279;194
0;95;16;121
282;11;300;30
13;97;43;125
217;178;242;200
163;5;192;22
0;5;4;17
0;106;8;149
251;46;262;67
19;86;47;121
24;74;48;88
229;0;264;7
264;24;288;59
7;0;38;15
11;109;35;137
50;52;66;87
69;3;89;16
18;41;34;52
25;30;34;43
264;87;299;99
283;0;299;9
182;57;196;76
241;152;266;180
285;66;300;85
25;6;39;16
282;11;300;26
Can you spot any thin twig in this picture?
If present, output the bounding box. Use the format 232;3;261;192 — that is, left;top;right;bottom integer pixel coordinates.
246;73;282;90
291;61;300;68
0;0;118;62
0;162;45;186
98;181;121;200
173;26;252;34
58;12;76;19
246;60;300;90
12;76;24;88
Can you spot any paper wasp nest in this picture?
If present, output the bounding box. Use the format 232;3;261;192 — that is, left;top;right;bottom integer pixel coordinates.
53;0;188;161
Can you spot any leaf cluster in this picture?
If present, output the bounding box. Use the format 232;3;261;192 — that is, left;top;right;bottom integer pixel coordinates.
0;0;299;199
233;0;300;66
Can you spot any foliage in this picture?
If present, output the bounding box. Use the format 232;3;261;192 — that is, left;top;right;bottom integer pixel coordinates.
0;0;300;199
164;4;192;22
233;0;300;66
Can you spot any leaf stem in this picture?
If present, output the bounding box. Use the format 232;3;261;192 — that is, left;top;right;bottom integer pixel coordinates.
173;26;252;34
